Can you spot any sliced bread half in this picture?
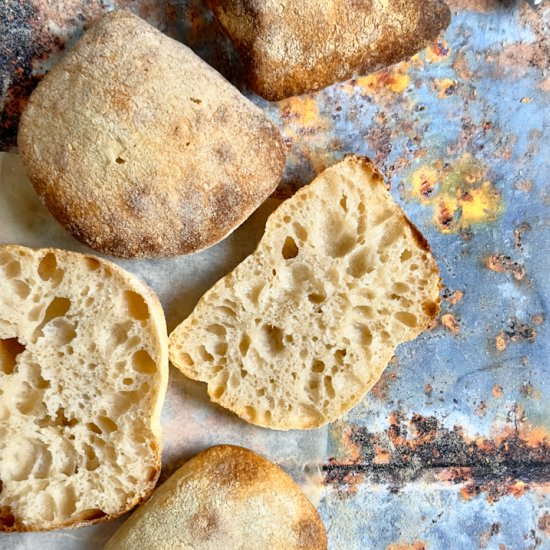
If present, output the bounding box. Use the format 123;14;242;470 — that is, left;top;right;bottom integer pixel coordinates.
169;156;441;429
0;245;168;531
105;445;327;550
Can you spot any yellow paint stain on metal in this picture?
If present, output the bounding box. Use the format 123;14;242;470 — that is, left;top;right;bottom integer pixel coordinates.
426;39;451;63
408;154;502;233
355;71;410;94
281;96;320;127
435;78;457;98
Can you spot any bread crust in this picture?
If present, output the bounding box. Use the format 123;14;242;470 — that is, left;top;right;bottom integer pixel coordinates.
17;10;286;258
169;155;441;430
209;0;451;100
0;245;168;531
105;445;327;550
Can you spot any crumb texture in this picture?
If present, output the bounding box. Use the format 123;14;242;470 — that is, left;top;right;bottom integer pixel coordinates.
105;445;327;550
170;156;440;430
210;0;451;100
0;246;168;531
17;10;285;258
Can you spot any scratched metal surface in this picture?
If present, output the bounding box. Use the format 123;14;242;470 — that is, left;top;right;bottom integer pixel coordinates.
1;0;549;549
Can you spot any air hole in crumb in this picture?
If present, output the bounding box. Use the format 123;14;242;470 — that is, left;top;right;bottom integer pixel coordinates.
395;311;418;328
392;282;410;293
13;280;30;299
355;324;372;346
132;350;156;374
312;360;325;373
85;257;100;270
334;349;346;364
283;216;291;223
214;342;227;356
38;297;71;334
423;300;438;317
324;376;336;398
87;422;102;434
211;386;225;399
123;291;149;321
308;293;325;304
122;377;133;385
293;222;308;241
115;157;125;164
340;195;348;211
97;416;117;433
282;236;299;260
4;260;21;278
347;250;374;278
0;337;25;375
260;325;284;354
244;406;257;422
353;306;374;319
239;334;250;355
190;97;201;104
37;253;64;285
198;346;214;362
180;353;194;367
256;388;266;397
206;324;226;337
400;249;413;262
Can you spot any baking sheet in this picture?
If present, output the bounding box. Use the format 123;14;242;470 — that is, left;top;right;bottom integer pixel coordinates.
0;152;327;549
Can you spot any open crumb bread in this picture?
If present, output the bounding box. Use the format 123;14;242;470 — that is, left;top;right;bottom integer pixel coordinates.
169;156;441;429
0;245;168;531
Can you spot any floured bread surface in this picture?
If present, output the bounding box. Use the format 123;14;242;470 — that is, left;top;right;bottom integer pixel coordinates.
170;156;440;430
17;10;285;258
0;245;168;531
210;0;451;100
105;445;327;550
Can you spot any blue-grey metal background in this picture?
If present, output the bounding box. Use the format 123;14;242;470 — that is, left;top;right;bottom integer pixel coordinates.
1;1;549;549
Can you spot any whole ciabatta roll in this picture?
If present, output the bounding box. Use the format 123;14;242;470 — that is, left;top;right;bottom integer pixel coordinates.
18;10;285;258
209;0;451;100
0;245;168;531
169;156;441;430
105;445;327;550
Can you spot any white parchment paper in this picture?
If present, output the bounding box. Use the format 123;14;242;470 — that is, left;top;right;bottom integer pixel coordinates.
0;152;327;549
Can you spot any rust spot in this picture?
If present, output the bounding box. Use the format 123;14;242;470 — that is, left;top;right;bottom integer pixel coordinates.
370;362;398;401
532;313;544;326
485;254;526;281
423;384;433;396
492;385;504;399
495;332;507;352
443;289;464;305
476;402;488;418
324;412;550;502
514;222;532;249
441;313;460;335
538;513;550;535
387;542;427;550
480;523;501;548
494;317;537;351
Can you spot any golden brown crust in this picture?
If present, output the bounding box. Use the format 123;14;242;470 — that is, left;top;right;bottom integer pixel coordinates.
210;0;451;100
17;10;286;258
105;445;327;549
0;245;168;531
